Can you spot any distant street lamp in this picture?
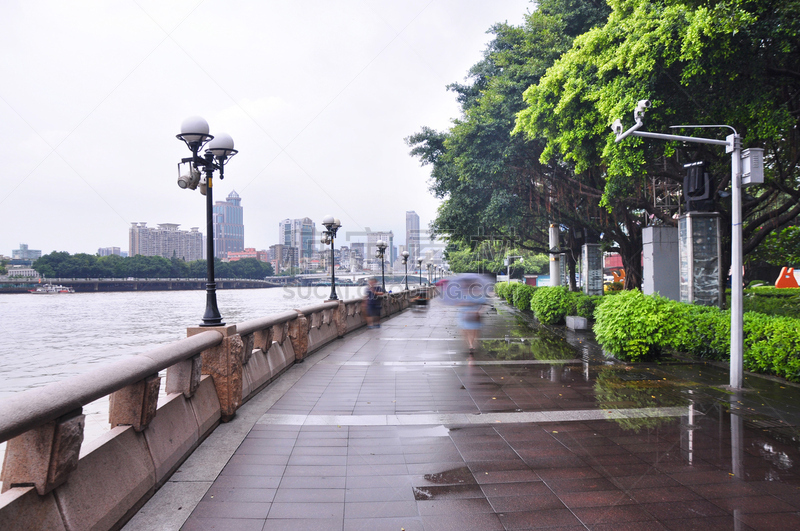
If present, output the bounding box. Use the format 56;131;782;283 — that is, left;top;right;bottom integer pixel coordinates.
375;240;388;291
401;251;410;290
417;257;424;287
176;116;237;327
321;215;341;300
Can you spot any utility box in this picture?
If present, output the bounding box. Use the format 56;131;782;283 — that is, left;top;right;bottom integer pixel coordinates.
679;212;723;307
741;148;764;187
581;244;603;296
642;226;679;300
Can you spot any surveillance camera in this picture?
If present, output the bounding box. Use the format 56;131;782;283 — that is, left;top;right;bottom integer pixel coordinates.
611;119;623;136
637;99;651;110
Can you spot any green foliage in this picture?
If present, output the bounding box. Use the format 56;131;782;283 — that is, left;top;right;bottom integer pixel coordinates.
744;314;800;382
530;286;573;325
592;290;682;361
594;290;800;382
444;240;549;276
748;227;800;266
32;252;273;280
574;294;603;319
512;284;538;311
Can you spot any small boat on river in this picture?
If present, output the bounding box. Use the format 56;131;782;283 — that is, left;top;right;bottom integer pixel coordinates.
29;283;76;294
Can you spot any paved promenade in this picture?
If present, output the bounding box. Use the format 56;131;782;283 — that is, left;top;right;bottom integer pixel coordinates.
127;298;800;530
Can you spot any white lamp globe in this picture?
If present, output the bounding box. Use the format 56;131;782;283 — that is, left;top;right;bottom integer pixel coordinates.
180;116;210;143
322;215;335;226
207;133;235;158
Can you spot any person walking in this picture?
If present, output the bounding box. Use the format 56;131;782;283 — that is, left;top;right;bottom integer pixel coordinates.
363;277;385;329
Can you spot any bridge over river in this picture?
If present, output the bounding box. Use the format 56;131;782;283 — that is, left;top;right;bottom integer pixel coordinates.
3;289;800;530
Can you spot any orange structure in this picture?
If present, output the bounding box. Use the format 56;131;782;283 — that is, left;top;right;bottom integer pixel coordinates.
775;267;799;288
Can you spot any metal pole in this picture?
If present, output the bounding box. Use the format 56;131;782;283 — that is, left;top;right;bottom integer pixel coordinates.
404;262;409;290
201;158;224;327
380;252;385;291
730;134;743;388
328;231;338;300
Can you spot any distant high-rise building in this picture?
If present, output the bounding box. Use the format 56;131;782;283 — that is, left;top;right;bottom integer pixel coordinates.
278;218;316;259
367;229;394;269
98;247;121;257
214;190;244;259
129;223;203;261
12;244;41;261
406;211;420;263
268;244;299;273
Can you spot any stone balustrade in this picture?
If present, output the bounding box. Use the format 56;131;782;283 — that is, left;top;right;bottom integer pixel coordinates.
0;288;432;530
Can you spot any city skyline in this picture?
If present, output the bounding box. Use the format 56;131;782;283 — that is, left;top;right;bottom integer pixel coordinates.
0;1;531;257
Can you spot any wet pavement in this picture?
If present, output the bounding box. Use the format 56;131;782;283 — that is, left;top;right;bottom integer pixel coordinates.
179;298;800;530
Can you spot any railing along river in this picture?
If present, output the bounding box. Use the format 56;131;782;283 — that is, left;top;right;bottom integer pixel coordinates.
0;289;431;531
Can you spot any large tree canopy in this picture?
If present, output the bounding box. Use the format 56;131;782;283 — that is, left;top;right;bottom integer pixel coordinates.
515;0;800;274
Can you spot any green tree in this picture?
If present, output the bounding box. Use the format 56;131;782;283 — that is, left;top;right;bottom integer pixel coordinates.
515;0;800;284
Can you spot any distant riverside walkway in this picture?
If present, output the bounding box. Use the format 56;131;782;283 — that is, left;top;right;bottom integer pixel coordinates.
126;298;800;530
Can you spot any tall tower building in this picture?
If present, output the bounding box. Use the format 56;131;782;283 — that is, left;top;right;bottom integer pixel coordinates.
129;223;203;261
278;217;316;259
213;190;244;259
406;211;420;263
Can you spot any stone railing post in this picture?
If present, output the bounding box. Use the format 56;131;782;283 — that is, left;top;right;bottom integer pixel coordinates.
334;301;347;338
188;325;243;422
0;409;85;495
109;374;161;431
165;354;203;398
288;313;309;361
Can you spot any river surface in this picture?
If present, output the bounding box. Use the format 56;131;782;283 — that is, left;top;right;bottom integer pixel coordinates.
0;285;380;452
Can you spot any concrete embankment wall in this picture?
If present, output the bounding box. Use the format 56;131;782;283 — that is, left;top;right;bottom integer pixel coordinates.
0;290;429;530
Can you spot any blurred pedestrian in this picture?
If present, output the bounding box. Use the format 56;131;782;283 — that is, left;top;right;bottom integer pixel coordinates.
454;275;487;352
363;277;385;329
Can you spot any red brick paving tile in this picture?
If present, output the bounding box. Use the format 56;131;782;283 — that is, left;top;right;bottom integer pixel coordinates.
481;481;552;497
421;512;504;530
627;486;703;503
610;474;681;490
535;467;603;480
344;500;418;518
572;504;656;525
687;480;762;499
545;477;618;493
710;495;798;514
735;512;800;530
488;493;565;512
661;515;755;531
497;508;582;529
557;489;635;508
638;499;729;520
475;468;541;484
416;497;494;515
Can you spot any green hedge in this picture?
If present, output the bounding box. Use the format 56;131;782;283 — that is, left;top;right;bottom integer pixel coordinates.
512;284;538;311
530;286;573;325
593;290;800;382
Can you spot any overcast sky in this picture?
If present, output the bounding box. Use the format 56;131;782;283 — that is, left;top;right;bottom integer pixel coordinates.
1;0;531;257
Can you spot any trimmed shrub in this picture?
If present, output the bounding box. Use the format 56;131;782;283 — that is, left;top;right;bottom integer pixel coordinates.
574;294;603;320
744;313;800;382
592;290;683;361
530;286;572;325
513;284;537;311
494;282;511;301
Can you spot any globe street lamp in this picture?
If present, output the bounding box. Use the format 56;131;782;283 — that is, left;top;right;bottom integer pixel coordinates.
401;251;410;290
375;240;388;291
176;116;237;327
417;257;424;287
321;215;341;300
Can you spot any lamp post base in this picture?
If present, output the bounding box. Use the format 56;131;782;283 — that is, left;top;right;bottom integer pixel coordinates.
200;282;225;327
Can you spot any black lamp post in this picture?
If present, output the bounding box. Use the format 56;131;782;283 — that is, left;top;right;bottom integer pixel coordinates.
417;257;424;287
401;251;409;291
376;240;387;291
176;116;237;327
321;215;341;300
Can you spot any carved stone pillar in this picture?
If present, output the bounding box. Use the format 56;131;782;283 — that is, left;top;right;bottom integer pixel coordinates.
110;374;161;432
289;314;309;361
1;409;85;495
188;324;243;422
334;301;347;337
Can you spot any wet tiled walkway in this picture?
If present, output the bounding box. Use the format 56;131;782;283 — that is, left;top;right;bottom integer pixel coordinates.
178;299;800;530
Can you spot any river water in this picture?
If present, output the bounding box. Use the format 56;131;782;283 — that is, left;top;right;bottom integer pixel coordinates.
0;285;379;453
